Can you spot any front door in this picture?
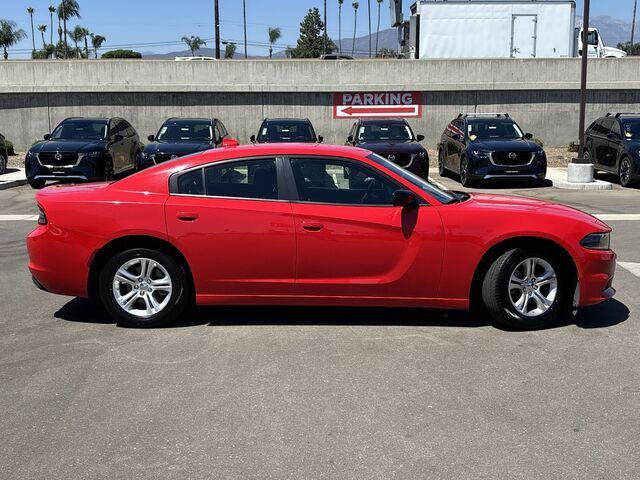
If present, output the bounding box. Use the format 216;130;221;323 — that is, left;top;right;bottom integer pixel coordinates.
165;157;296;298
287;156;444;300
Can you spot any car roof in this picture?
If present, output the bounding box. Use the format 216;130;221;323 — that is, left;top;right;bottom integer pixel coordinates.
466;117;515;124
263;118;312;123
62;117;110;122
164;118;214;124
358;118;409;125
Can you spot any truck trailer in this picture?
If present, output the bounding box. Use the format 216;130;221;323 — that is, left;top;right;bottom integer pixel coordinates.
408;0;624;59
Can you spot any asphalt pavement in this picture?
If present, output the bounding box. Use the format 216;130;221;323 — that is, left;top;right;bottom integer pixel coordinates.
1;179;639;479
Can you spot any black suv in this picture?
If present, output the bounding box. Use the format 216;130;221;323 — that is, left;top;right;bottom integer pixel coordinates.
250;118;323;144
584;113;640;187
140;118;231;170
437;113;546;187
345;118;429;178
25;117;141;189
0;132;7;175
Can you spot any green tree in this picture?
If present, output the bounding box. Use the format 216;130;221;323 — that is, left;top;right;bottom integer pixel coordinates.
38;24;47;50
181;35;206;56
90;33;106;59
224;42;237;59
48;5;55;45
27;7;35;52
376;47;396;58
289;8;336;58
268;27;281;58
338;0;343;53
0;20;27;60
57;0;80;59
69;24;86;58
618;41;640;55
351;2;359;56
101;49;141;59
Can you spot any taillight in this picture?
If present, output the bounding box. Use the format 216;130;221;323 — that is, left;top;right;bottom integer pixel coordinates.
37;205;47;225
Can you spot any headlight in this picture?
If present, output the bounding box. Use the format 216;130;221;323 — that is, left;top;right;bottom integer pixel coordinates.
580;232;610;250
417;150;427;158
472;150;492;159
536;149;545;156
140;152;155;160
26;151;37;159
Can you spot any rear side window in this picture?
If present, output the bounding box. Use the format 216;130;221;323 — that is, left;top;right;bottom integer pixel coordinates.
176;169;204;195
205;158;278;200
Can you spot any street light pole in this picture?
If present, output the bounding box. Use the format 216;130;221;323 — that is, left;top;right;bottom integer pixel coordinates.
577;0;590;163
632;0;638;44
214;0;220;59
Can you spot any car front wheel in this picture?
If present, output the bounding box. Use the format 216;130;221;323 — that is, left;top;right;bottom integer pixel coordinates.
460;157;475;187
0;152;7;175
28;178;46;189
481;248;570;329
438;149;447;177
99;248;189;328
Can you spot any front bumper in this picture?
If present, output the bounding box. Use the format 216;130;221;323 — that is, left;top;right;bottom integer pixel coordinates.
468;153;546;180
577;249;617;307
394;155;429;178
25;154;103;182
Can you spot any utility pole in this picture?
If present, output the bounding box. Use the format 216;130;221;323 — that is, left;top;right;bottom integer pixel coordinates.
368;0;371;58
323;0;327;54
632;0;638;44
577;0;590;162
243;0;247;59
214;0;220;59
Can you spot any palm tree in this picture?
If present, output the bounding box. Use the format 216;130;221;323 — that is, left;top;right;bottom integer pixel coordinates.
27;7;36;52
352;2;359;56
0;20;27;60
338;0;344;53
367;0;371;57
48;6;55;45
224;42;237;59
70;24;85;58
80;27;90;58
90;33;106;59
181;35;206;56
267;27;281;59
38;24;47;49
57;0;81;59
375;0;383;55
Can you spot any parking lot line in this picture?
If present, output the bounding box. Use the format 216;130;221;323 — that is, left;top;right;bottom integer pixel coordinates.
594;214;640;221
0;215;38;222
618;262;640;278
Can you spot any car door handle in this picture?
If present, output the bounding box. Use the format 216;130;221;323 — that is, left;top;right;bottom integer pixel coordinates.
302;222;324;232
177;212;199;222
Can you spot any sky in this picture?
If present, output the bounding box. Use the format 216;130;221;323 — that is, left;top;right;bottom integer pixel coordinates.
0;0;635;58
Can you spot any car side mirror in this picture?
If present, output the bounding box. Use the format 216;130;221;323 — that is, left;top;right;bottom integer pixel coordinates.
43;133;51;140
524;133;533;140
416;134;425;142
113;134;124;142
347;135;354;144
250;134;256;143
317;135;324;143
222;137;239;148
392;189;419;209
452;133;461;141
147;134;155;142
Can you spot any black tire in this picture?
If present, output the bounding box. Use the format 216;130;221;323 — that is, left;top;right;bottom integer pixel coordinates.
0;152;7;175
438;149;447;177
99;248;189;328
103;158;115;181
28;178;46;189
460;157;475;187
619;156;636;188
481;248;571;330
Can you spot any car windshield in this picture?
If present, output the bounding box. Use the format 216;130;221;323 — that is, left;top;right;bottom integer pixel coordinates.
257;122;316;142
51;121;107;140
358;123;414;142
157;123;213;142
367;153;458;204
468;121;524;141
622;121;640;139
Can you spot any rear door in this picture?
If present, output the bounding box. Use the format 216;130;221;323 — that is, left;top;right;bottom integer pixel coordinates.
165;157;296;298
446;119;465;171
607;119;624;170
286;156;444;300
598;118;617;170
511;14;537;58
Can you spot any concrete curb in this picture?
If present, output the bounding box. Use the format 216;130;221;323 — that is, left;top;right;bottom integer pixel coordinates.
0;168;28;190
0;179;28;190
545;168;613;190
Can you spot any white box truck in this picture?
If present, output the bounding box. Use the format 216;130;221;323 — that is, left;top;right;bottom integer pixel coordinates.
408;0;626;59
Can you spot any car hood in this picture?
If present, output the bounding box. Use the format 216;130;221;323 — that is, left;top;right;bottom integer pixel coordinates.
30;139;107;153
466;193;608;227
144;141;213;155
360;141;426;155
469;139;540;152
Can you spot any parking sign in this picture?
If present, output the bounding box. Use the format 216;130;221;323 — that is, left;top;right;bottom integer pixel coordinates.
333;91;422;119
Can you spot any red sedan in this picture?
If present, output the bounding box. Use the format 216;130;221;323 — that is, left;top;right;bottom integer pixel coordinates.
27;143;616;329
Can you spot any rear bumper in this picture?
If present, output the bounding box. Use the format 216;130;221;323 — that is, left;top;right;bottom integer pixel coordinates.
577;249;617;307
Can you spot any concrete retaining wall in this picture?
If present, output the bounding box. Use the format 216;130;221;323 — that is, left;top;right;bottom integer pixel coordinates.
1;59;639;150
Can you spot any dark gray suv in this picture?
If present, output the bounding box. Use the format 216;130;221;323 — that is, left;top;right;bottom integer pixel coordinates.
0;132;7;175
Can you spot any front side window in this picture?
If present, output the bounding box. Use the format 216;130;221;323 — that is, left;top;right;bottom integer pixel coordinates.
290;157;399;205
51;120;107;140
205;158;278;200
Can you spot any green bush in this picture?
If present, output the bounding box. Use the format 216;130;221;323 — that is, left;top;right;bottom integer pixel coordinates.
5;140;15;156
568;142;579;153
101;49;142;59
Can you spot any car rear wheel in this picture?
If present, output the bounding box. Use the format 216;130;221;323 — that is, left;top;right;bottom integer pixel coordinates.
99;248;189;328
438;149;447;177
460;157;474;187
28;178;46;189
0;152;7;175
619;156;635;188
481;248;570;329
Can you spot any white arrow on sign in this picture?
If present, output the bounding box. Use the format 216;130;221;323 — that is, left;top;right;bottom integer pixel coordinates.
335;104;420;118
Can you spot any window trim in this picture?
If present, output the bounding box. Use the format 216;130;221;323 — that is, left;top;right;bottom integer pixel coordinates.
283;155;414;208
169;156;288;203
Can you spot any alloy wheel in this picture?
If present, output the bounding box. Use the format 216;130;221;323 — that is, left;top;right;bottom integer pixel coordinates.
0;154;6;175
104;160;114;181
438;150;446;176
508;257;558;318
112;257;173;318
619;158;632;187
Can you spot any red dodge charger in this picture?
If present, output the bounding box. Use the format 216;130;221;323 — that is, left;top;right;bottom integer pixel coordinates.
27;143;616;329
